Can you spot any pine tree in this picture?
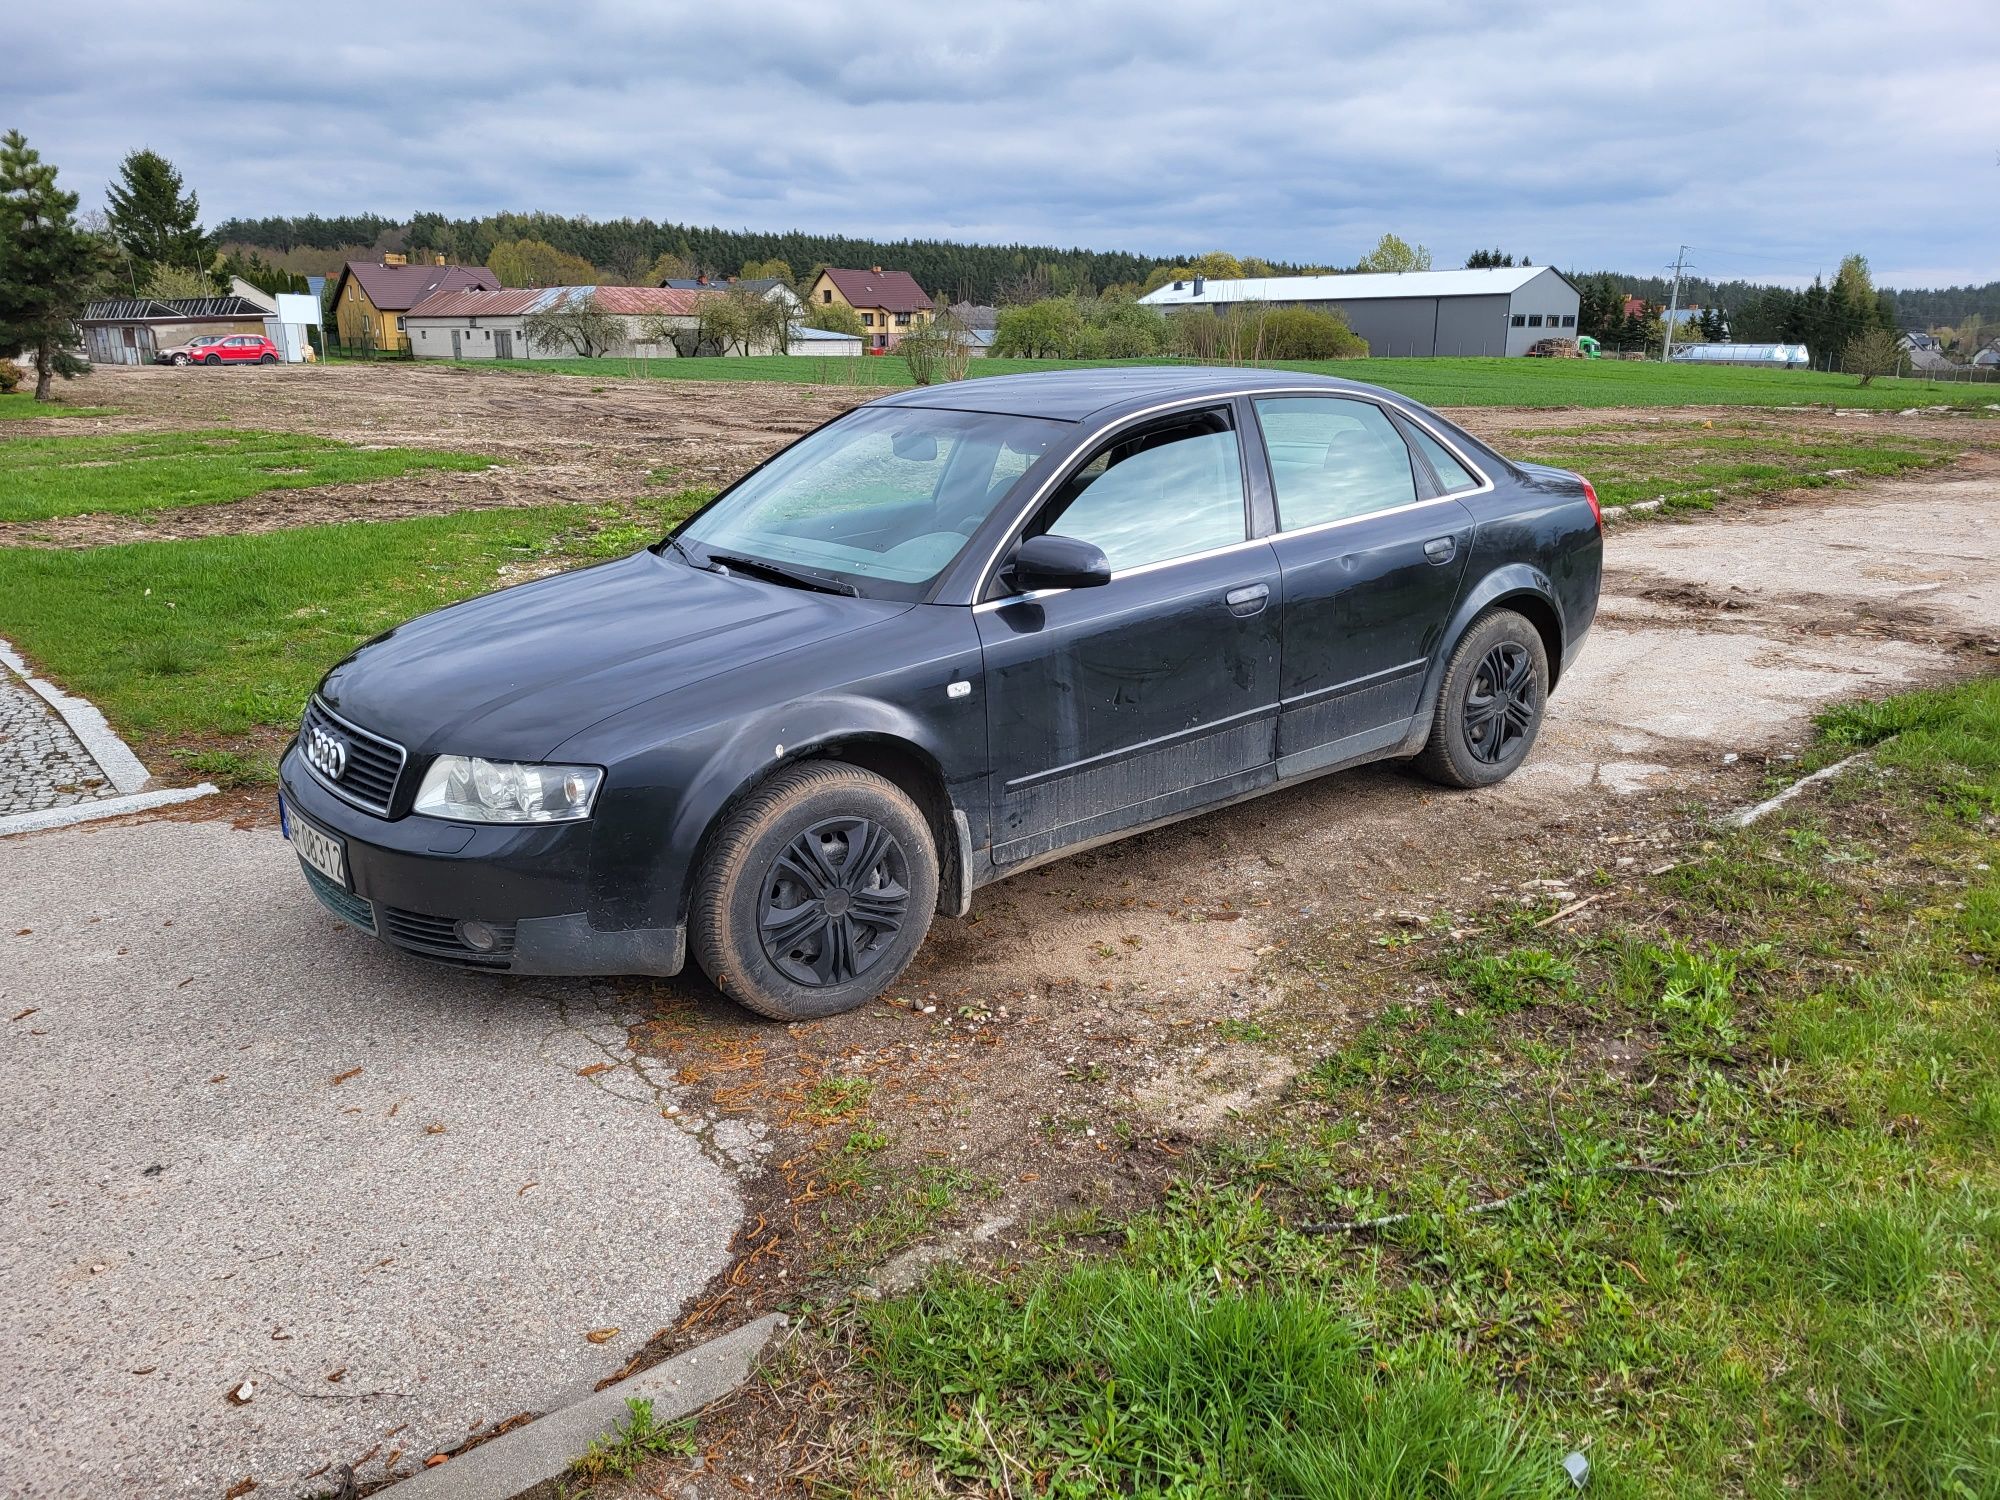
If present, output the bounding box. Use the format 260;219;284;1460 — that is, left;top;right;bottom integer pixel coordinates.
105;148;212;279
0;131;111;400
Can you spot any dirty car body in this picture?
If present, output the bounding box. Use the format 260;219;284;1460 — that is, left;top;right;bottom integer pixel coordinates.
279;367;1601;1016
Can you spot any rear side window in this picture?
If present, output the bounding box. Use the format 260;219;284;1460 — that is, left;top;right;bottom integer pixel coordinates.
1253;397;1417;528
1034;408;1245;572
1405;422;1480;493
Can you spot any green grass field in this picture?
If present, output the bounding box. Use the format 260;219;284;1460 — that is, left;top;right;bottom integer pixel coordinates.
0;429;500;523
840;677;2000;1498
0;493;705;758
0;391;116;420
1499;419;1964;512
447;352;2000;411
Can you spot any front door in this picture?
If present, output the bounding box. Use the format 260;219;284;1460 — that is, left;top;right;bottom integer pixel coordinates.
975;405;1282;866
1250;396;1476;776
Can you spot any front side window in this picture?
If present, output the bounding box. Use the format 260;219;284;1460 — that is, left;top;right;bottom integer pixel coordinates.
1253;397;1417;529
1029;408;1245;573
678;406;1067;599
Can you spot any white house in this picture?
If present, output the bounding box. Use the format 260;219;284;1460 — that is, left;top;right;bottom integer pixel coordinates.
402;285;783;360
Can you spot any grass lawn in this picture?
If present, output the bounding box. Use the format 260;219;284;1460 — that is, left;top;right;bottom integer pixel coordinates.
0;391;117;420
0;491;707;775
443;352;2000;412
801;678;2000;1498
0;429;500;523
1499;418;1967;513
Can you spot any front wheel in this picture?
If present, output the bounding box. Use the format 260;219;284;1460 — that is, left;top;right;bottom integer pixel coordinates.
171;353;190;366
690;762;937;1020
202;354;220;365
1413;609;1549;788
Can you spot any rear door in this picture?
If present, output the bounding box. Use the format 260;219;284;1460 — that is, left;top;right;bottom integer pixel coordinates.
1250;396;1478;777
975;405;1282;866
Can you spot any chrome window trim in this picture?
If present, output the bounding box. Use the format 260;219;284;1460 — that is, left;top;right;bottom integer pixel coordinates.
967;386;1494;604
302;696;409;816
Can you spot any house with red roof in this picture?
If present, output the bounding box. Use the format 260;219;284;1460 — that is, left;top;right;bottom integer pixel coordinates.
806;267;934;350
402;285;787;360
327;256;500;352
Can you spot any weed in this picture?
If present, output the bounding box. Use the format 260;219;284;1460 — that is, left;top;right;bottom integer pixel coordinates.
563;1397;693;1492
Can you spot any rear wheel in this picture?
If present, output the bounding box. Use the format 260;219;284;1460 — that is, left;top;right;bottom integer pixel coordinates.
1413;608;1549;788
691;762;937;1020
258;353;277;364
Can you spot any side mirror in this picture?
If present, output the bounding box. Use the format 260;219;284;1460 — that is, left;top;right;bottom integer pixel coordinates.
1009;533;1111;592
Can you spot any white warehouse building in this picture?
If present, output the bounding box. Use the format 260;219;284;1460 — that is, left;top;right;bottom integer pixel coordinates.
1139;266;1583;357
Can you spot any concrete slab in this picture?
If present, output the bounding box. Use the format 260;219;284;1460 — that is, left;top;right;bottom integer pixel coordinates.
0;818;743;1498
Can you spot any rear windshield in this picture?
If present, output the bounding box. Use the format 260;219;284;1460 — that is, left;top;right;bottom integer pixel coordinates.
676;406;1069;600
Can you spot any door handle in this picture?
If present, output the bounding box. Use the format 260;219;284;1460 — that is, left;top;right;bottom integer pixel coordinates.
1423;536;1456;564
1223;583;1270;617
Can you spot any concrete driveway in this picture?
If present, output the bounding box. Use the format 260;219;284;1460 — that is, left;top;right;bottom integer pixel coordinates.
0;819;742;1498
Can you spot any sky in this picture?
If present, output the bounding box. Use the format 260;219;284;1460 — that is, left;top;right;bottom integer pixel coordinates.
5;0;1996;289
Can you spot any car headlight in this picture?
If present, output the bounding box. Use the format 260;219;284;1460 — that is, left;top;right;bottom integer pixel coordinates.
412;756;604;824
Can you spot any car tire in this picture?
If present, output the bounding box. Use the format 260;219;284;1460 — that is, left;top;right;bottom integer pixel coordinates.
691;762;937;1021
171;353;189;366
258;353;276;364
1413;608;1549;789
202;354;220;365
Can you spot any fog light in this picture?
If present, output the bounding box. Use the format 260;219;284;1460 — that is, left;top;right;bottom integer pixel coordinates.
457;920;498;953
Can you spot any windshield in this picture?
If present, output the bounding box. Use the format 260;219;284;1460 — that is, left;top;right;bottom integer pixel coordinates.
675;405;1068;599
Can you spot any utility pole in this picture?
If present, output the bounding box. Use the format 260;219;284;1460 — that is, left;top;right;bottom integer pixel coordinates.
1662;244;1691;362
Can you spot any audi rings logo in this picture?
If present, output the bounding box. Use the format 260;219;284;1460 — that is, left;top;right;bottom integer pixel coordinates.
304;723;349;781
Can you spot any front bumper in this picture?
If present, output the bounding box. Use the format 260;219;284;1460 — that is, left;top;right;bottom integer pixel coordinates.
278;745;684;977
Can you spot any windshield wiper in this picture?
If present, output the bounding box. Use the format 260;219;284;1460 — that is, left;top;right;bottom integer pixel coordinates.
704;552;859;597
660;534;705;568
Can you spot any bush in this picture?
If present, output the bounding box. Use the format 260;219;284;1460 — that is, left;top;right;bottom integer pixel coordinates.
1258;306;1369;359
1168;304;1368;361
0;362;20;395
898;311;976;385
993;298;1086;358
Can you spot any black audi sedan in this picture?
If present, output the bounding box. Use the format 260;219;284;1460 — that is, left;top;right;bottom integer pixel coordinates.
279;367;1601;1019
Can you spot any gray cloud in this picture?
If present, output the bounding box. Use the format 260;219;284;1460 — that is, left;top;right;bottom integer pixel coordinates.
5;0;1995;284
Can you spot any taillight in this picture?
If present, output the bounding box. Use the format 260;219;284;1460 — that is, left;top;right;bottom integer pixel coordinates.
1580;477;1602;528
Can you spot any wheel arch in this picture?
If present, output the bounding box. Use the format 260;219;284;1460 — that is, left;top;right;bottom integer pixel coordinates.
1436;564;1567;694
678;729;968;929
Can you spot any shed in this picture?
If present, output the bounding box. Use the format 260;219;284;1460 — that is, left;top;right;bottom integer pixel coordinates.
786;325;863;357
1138;266;1581;357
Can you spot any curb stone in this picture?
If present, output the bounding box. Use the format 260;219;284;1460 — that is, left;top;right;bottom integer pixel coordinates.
371;1313;788;1500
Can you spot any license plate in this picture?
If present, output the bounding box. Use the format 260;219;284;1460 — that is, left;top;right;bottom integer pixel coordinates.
290;812;347;887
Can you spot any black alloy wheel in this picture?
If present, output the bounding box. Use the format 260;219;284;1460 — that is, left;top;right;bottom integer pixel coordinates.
692;761;937;1020
1413;608;1549;789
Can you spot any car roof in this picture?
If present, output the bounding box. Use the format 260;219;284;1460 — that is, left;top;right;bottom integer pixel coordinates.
872;365;1409;422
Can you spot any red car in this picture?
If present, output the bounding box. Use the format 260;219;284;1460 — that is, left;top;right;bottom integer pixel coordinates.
175;333;279;366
